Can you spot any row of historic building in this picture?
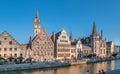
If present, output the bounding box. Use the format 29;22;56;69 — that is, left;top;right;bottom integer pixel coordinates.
0;10;115;62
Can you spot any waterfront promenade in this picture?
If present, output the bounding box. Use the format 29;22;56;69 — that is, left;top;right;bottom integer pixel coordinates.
0;62;70;71
0;56;120;72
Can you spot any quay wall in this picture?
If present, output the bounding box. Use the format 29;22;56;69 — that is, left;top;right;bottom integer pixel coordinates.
0;62;70;71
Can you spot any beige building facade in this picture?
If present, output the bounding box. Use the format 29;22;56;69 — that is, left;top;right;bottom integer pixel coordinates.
82;45;92;57
0;31;22;59
90;22;107;57
71;39;83;59
107;41;115;56
81;22;107;57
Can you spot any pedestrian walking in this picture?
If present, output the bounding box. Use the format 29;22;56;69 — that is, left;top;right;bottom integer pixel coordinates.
102;70;105;74
85;70;90;74
98;70;102;74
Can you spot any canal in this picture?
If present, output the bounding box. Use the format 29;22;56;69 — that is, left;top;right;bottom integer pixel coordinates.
1;60;120;74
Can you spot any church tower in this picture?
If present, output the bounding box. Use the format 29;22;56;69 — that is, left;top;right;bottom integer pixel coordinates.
34;9;41;37
91;21;100;55
69;31;74;42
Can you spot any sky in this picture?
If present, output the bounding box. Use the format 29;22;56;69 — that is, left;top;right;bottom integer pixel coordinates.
0;0;120;45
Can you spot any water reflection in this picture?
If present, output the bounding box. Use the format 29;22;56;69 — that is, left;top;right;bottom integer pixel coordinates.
1;60;120;74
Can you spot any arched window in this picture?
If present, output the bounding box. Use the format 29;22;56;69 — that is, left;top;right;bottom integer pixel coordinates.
4;54;7;58
14;54;17;57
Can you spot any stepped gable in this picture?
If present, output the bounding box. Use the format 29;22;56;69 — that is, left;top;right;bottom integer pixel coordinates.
0;31;20;45
32;28;54;45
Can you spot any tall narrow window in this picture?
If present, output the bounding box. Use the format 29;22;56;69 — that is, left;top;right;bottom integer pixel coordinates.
14;48;17;51
14;53;17;57
0;41;2;45
10;54;12;57
4;38;7;40
9;41;12;45
4;54;7;58
4;48;7;51
9;48;12;51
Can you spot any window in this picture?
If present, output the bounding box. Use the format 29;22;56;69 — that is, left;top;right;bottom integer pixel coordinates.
9;41;12;45
51;47;53;49
60;40;68;42
104;50;106;54
62;36;66;39
101;50;102;54
10;54;12;57
37;47;39;49
14;48;17;51
45;42;47;44
9;48;12;51
4;38;7;40
0;41;2;45
41;47;43;49
20;53;23;56
4;48;7;51
51;52;53;55
14;54;17;57
4;54;7;58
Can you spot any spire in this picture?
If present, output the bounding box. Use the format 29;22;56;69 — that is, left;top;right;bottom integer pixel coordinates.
36;9;39;18
92;21;98;36
70;31;74;42
101;29;103;38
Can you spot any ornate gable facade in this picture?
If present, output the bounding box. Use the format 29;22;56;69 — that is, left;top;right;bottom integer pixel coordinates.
30;29;54;62
71;39;83;60
54;29;71;60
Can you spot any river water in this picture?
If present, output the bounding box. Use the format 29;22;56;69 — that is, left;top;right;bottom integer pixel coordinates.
1;60;120;74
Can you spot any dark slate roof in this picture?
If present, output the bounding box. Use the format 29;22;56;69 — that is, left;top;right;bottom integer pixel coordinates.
81;37;91;44
106;41;112;47
71;39;80;45
55;31;61;39
82;45;91;50
71;40;77;45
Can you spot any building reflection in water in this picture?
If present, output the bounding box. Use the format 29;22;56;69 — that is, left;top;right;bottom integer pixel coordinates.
110;61;115;70
1;60;118;74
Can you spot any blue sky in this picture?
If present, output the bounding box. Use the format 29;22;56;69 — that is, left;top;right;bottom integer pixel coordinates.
0;0;120;45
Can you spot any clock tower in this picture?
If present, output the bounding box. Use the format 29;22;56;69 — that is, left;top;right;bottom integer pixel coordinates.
34;9;41;37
